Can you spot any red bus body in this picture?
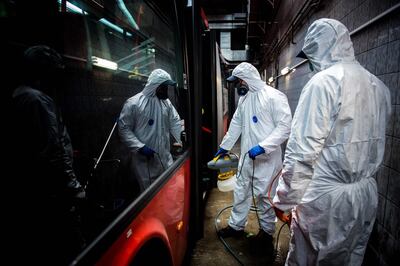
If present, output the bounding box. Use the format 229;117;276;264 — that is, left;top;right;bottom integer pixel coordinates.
96;159;191;266
4;1;216;264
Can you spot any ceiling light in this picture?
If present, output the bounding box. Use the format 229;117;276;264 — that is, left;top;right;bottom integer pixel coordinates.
58;0;87;14
99;18;132;37
92;56;118;70
280;67;290;75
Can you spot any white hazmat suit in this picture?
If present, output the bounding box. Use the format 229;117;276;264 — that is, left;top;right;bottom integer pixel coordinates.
273;19;391;265
118;69;182;192
220;62;292;234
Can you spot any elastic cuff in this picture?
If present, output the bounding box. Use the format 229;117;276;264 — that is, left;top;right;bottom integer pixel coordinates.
135;144;146;151
228;222;244;231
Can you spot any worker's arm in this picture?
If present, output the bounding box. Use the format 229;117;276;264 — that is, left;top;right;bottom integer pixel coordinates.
259;92;292;153
273;75;338;211
36;95;82;194
167;100;183;144
118;99;145;151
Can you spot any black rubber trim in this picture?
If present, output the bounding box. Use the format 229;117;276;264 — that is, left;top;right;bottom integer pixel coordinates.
71;149;191;266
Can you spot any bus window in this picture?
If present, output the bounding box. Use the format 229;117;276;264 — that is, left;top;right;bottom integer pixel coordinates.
55;0;188;251
4;1;189;264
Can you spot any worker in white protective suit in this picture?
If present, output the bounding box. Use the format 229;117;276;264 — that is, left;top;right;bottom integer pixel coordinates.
118;69;183;192
273;18;391;265
215;62;292;251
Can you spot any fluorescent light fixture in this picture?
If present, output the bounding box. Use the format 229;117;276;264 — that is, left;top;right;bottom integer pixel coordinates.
99;18;132;37
92;56;118;70
58;0;88;14
117;0;140;30
280;67;290;75
268;76;274;83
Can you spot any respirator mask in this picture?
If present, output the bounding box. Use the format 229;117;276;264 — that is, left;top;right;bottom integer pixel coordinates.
156;79;176;100
236;83;249;96
235;80;249;96
297;49;315;72
308;61;315;72
227;75;249;96
156;84;169;100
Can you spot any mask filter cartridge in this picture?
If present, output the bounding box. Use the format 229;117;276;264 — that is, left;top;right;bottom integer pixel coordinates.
237;86;249;96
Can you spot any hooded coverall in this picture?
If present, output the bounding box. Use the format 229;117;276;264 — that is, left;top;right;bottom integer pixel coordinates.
273;18;391;265
220;62;292;234
118;69;183;192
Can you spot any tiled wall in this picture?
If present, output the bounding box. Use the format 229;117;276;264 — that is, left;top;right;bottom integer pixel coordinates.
263;0;399;264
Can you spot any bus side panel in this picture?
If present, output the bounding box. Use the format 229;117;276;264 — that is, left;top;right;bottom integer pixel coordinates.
96;158;191;266
173;157;191;265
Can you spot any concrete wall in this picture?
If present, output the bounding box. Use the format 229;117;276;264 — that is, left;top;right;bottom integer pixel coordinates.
263;0;399;264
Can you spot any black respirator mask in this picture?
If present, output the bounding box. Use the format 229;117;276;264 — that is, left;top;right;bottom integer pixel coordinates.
308;61;314;72
156;84;169;100
236;83;249;96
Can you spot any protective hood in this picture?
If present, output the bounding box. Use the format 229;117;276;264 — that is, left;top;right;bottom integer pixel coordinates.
231;62;266;92
141;69;173;97
219;61;292;235
302;18;355;72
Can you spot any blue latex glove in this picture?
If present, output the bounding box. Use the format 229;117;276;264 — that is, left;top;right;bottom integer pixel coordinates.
248;145;265;160
214;147;228;157
138;146;155;158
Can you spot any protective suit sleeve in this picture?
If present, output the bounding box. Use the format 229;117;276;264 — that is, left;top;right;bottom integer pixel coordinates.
273;77;337;211
167;101;183;144
118;100;145;151
219;105;242;150
259;93;292;154
37;96;76;182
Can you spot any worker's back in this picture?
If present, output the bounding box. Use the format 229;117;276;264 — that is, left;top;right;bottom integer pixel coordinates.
301;60;391;202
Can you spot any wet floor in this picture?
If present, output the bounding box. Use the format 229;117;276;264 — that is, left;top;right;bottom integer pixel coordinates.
189;187;291;266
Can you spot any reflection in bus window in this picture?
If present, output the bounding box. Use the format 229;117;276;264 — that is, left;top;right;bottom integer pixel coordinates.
118;69;184;192
81;0;178;80
57;0;188;260
3;0;188;264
